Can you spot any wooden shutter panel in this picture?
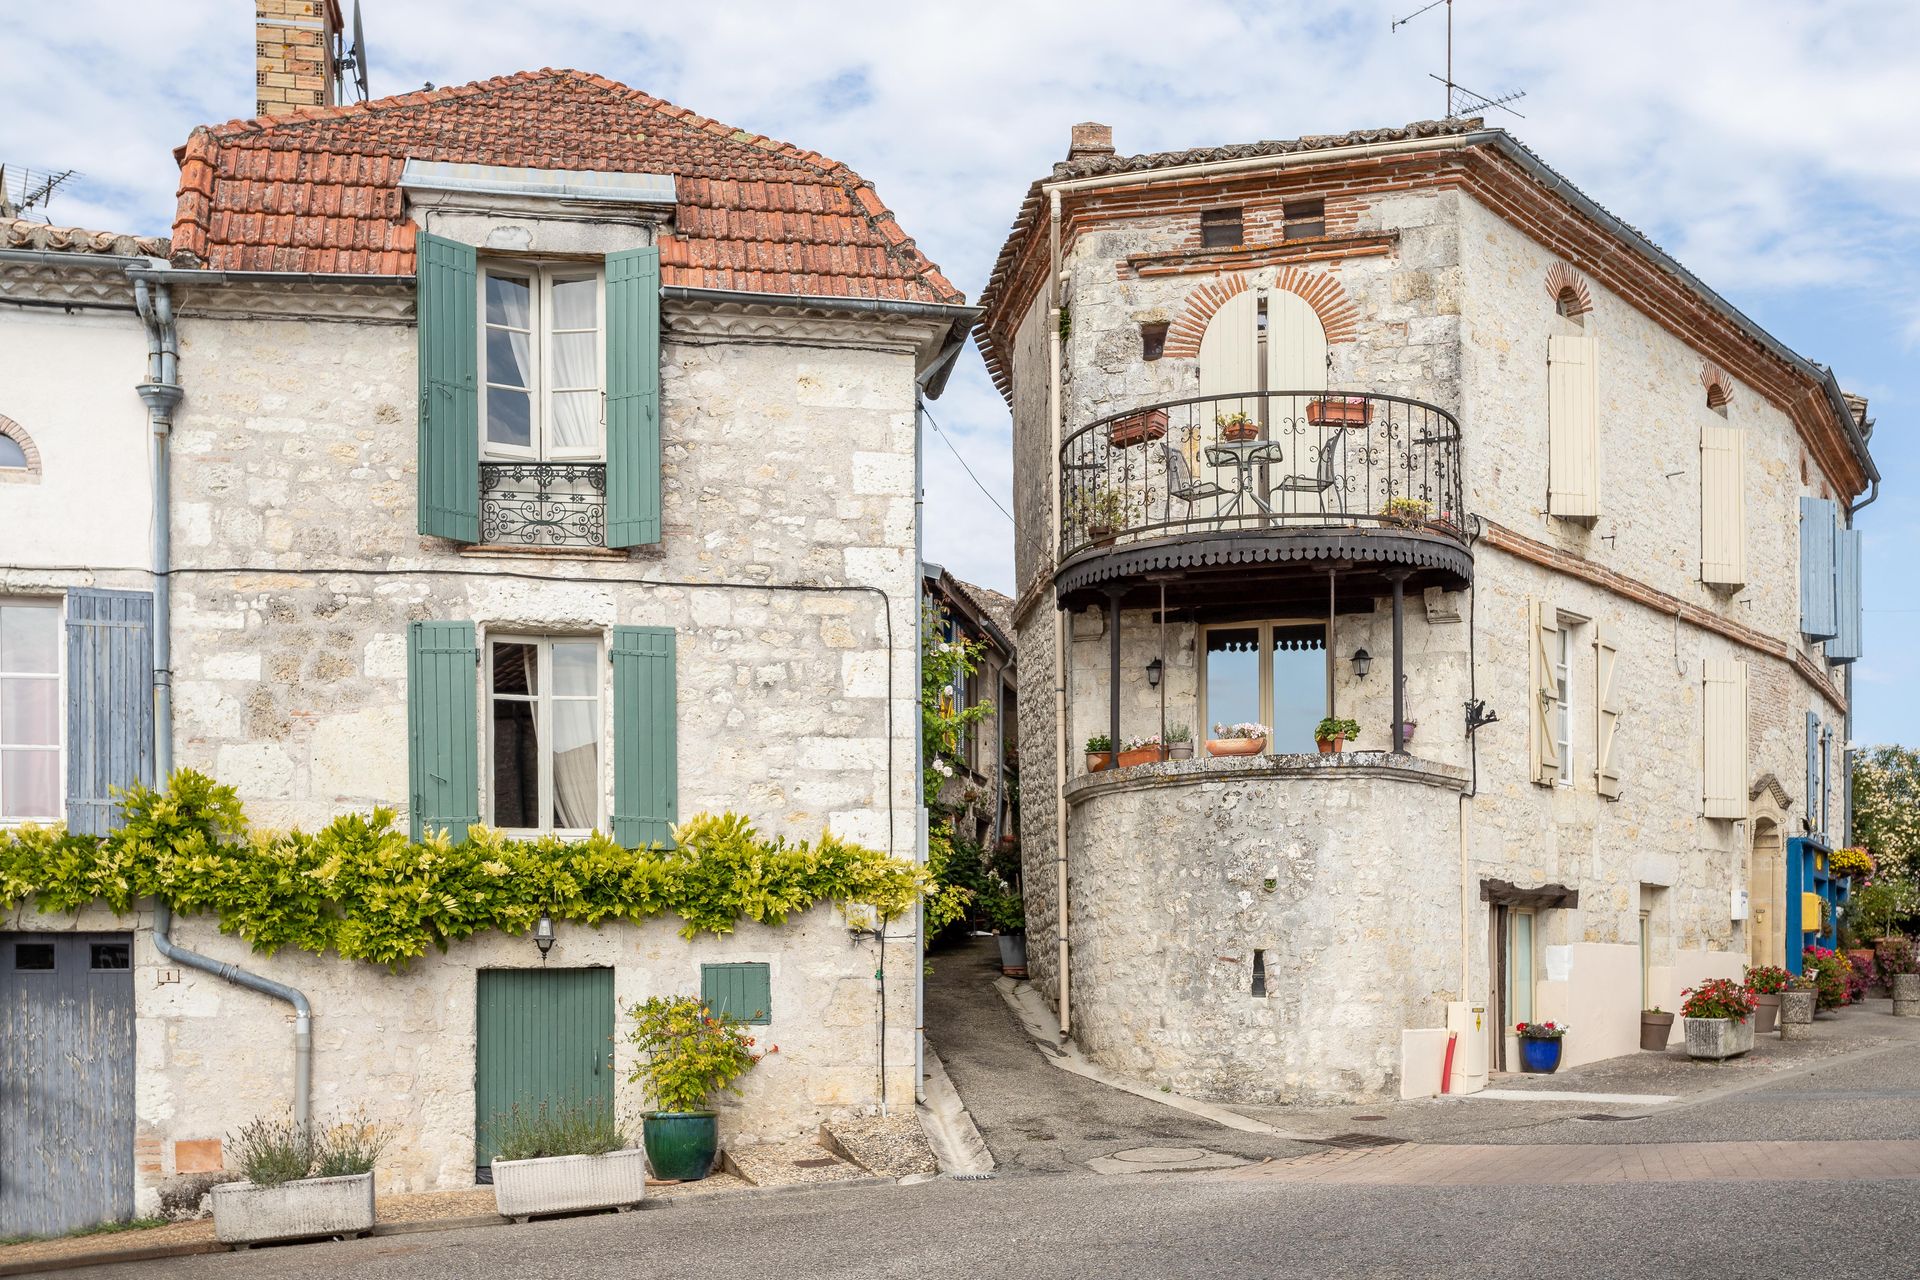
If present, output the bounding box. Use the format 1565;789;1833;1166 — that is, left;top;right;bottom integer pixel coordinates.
605;247;662;548
1702;658;1748;819
611;625;677;848
701;962;772;1024
1700;422;1746;587
407;620;480;842
416;234;480;542
64;589;154;835
1805;711;1821;836
1547;334;1600;520
1528;600;1561;787
1594;622;1622;800
1799;497;1838;639
1265;289;1327;394
1829;527;1863;663
1198;289;1260;414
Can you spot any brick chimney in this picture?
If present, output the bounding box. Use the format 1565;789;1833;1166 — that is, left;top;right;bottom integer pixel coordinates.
255;0;342;118
1068;122;1115;161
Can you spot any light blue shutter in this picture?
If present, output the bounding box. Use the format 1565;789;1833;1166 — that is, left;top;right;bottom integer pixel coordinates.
1805;711;1821;839
416;233;480;542
1821;725;1832;839
604;247;662;548
1799;497;1838;640
1842;746;1856;848
407;621;480;842
64;590;154;834
1829;527;1863;663
611;625;677;848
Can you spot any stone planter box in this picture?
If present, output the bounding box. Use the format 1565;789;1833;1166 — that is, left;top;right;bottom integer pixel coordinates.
211;1172;375;1247
1779;988;1816;1039
1684;1015;1754;1060
1893;973;1920;1017
491;1148;649;1222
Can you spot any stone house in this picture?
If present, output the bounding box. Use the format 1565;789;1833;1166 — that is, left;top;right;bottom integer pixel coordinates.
0;21;973;1234
976;119;1876;1104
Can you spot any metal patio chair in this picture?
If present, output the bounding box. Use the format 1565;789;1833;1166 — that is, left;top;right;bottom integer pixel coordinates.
1271;426;1348;518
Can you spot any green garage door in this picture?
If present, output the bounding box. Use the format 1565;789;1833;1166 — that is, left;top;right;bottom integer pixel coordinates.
474;967;615;1180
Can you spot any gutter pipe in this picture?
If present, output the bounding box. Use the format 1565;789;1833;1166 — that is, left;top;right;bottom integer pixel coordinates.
1048;188;1071;1040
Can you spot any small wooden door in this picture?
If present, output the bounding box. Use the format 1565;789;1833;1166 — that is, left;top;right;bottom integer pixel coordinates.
1750;820;1785;969
474;967;615;1180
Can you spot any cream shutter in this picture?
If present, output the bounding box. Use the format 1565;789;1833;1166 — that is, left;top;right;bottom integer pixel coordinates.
1198;289;1261;412
1529;600;1561;787
1702;658;1748;819
1265;289;1328;395
1547;334;1600;520
1594;623;1621;799
1700;421;1746;586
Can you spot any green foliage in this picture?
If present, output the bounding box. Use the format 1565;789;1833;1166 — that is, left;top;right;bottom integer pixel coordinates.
627;995;768;1113
921;608;996;930
312;1111;395;1178
1314;717;1361;742
227;1113;316;1188
0;771;925;969
982;888;1025;933
1855;746;1920;897
490;1100;627;1161
1848;876;1919;942
1084;734;1113;753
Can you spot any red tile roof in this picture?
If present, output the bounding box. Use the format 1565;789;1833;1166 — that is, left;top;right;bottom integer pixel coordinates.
170;68;961;303
5;218;169;258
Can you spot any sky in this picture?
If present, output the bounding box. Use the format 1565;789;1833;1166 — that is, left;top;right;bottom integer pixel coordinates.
4;1;1917;745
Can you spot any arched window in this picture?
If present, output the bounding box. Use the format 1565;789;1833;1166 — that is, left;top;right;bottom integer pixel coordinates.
0;435;25;469
0;415;40;479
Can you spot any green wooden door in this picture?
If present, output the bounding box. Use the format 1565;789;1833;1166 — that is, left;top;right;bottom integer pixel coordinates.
474;967;615;1178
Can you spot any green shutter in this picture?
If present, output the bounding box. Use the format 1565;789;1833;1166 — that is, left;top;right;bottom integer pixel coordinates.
604;247;662;548
407;621;480;842
611;625;676;848
417;233;480;542
701;962;772;1024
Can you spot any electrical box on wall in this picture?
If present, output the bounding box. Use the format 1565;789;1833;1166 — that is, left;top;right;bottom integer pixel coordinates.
1445;1001;1488;1094
1731;887;1750;921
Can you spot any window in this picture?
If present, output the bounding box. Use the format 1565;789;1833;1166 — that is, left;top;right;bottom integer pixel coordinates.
1553;623;1573;786
1200;621;1328;753
1200;208;1243;250
91;942;130;971
1141;322;1168;361
702;962;772;1024
1555;288;1583;320
1282;198;1326;240
0;435;25;469
482;265;604;461
0;602;61;823
488;636;604;834
1508;910;1536;1024
13;941;54;971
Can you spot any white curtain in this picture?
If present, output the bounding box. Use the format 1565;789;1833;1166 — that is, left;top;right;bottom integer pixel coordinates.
550;701;599;830
549;279;599;452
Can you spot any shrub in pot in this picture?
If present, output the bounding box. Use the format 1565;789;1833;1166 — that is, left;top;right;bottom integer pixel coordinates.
489;1100;644;1222
1084;734;1113;773
985;888;1027;976
1514;1021;1566;1073
1313;717;1360;755
1215;410;1260;443
1379;496;1431;529
1680;978;1756;1060
1165;723;1194;761
1744;964;1793;1034
1639;1007;1675;1051
628;995;773;1183
1080;488;1128;545
211;1111;389;1247
1206;721;1269;757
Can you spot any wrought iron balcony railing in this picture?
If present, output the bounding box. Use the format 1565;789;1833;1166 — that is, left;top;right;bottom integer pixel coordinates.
480;461;607;548
1058;390;1464;560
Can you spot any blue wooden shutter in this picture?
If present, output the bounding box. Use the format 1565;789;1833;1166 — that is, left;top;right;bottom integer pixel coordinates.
1829;527;1863;663
407;621;480;842
604;247;662;548
416;234;480;542
1805;711;1821;839
1799;497;1838;640
610;625;676;848
701;962;772;1024
64;590;154;835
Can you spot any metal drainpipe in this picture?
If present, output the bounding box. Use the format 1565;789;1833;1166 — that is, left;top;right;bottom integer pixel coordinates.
131;269;314;1129
1048;188;1071;1040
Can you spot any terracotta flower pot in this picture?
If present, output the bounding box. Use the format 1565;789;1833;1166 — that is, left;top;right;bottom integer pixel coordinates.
1206;737;1266;757
1086;524;1116;547
1085;752;1112;772
1108;408;1168;449
1116;745;1163;769
1306;396;1373;426
1220;420;1260;442
1315;736;1346;754
1752;992;1780;1034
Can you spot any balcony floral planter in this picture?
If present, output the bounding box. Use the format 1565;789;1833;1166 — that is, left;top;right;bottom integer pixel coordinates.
1215;411;1260;443
1314;717;1359;755
1515;1022;1564;1073
1107;408;1168;449
1380;497;1433;529
1306;395;1372;427
1206;723;1268;757
1680;978;1756;1059
1117;739;1164;769
211;1172;375;1247
492;1148;649;1223
1085;736;1112;773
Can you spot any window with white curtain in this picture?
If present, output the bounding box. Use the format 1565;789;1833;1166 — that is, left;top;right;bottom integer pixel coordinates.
0;602;62;823
480;265;604;461
488;636;602;834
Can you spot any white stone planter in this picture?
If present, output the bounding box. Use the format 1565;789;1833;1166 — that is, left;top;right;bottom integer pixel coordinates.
211;1172;375;1246
1683;1015;1755;1060
491;1148;649;1222
1893;973;1920;1017
1779;988;1816;1039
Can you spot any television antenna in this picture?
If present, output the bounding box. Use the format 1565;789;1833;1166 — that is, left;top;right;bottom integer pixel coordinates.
0;165;80;220
1392;0;1527;120
334;0;371;102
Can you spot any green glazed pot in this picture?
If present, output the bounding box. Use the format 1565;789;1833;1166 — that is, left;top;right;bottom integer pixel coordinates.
643;1111;718;1182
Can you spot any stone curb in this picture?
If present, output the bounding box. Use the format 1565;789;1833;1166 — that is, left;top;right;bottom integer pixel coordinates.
0;1239;228;1278
918;1045;997;1176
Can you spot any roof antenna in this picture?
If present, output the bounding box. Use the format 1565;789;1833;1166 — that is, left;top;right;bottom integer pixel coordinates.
334;0;372;102
1392;0;1526;120
0;165;80;221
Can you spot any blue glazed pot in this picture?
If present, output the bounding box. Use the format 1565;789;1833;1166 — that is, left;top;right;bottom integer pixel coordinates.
1519;1036;1563;1073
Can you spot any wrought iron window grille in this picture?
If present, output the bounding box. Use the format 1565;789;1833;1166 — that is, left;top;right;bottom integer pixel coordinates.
479;461;607;547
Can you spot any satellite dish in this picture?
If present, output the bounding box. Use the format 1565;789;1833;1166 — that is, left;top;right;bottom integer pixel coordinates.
344;0;371;101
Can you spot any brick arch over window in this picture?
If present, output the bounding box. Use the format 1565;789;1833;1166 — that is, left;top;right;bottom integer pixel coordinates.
1700;363;1736;410
1544;262;1593;317
0;414;41;479
1164;268;1358;360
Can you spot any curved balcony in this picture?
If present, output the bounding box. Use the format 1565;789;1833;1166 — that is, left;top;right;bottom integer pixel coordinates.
1057;390;1469;605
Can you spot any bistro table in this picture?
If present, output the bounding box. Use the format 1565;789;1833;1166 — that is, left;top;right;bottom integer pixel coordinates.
1203;439;1288;519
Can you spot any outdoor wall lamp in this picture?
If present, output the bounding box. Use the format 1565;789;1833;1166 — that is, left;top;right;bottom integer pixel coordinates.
533;911;556;962
1146;657;1163;689
1351;648;1372;679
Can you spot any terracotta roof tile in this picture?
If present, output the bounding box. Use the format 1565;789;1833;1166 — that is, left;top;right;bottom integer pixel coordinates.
4;217;169;258
168;68;961;303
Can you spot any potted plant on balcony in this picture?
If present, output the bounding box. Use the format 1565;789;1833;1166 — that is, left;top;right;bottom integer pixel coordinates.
1680;977;1756;1060
1514;1021;1566;1073
1085;734;1113;772
1744;965;1793;1034
1313;717;1360;754
489;1100;645;1222
1117;735;1164;769
628;995;773;1183
1166;723;1194;761
1207;722;1269;757
985;889;1027;977
1380;497;1432;529
1081;487;1128;546
211;1111;389;1248
1306;394;1373;426
1639;1006;1675;1051
1108;407;1169;449
1215;410;1260;443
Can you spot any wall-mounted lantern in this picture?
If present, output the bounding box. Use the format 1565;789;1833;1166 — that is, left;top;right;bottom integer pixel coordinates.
1351;648;1372;679
532;911;556;962
1145;657;1163;689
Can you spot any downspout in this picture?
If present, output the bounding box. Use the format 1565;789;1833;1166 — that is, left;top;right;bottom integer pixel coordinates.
132;268;313;1129
1048;188;1071;1040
